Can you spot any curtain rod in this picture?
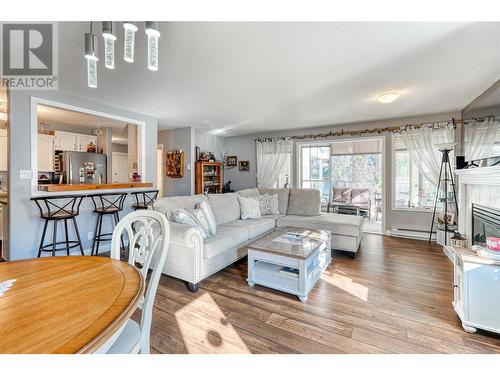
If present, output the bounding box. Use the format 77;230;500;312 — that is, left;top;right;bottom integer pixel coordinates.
254;115;500;142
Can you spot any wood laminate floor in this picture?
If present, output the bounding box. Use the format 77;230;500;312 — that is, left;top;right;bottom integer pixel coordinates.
138;234;500;354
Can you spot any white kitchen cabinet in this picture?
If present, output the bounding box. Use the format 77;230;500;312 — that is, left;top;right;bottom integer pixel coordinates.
38;134;55;172
445;245;500;334
77;134;97;152
54;131;97;152
55;131;78;151
0;129;7;171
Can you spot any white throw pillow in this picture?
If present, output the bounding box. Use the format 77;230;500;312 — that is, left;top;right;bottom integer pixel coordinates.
238;196;262;220
170;208;208;239
257;194;279;215
197;200;217;237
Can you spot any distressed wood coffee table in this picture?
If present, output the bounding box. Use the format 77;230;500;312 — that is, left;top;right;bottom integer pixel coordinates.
246;227;331;302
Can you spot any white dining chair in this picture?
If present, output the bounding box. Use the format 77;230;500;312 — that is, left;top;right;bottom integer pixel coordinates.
105;210;170;354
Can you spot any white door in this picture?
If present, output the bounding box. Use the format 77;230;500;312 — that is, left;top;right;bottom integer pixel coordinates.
0;129;7;171
112;152;129;183
38;134;55;172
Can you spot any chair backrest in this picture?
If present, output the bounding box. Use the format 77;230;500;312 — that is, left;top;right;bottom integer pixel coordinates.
110;210;170;352
31;195;84;218
132;190;159;209
88;192;127;212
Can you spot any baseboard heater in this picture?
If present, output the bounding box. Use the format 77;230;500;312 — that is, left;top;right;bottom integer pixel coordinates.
388;228;436;241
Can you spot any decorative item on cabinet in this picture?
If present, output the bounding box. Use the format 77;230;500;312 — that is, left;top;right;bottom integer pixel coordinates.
200;151;215;162
450;231;466;248
195;146;200;161
195;161;223;194
166;149;184;178
86;142;96;153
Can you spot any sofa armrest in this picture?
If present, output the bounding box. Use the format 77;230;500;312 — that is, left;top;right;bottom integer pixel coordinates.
169;222;204;250
163;222;204;284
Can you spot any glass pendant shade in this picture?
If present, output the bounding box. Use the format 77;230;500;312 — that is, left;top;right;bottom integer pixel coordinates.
145;22;160;71
123;22;138;63
85;33;98;88
86;57;98;88
102;22;116;69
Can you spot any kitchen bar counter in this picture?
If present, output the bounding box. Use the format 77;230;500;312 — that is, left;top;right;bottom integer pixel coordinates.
38;182;153;193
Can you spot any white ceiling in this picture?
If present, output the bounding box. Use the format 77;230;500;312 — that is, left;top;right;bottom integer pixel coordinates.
37;104;128;130
56;22;500;136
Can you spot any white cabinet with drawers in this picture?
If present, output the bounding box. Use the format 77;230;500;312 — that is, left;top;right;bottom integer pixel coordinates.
445;245;500;334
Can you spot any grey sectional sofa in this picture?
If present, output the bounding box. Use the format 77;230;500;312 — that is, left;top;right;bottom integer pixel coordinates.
154;188;363;292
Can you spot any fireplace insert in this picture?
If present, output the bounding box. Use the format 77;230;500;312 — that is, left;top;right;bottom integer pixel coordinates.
472;204;500;247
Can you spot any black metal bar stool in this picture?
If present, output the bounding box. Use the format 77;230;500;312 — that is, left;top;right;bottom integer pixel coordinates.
131;190;159;210
31;195;85;257
88;192;127;256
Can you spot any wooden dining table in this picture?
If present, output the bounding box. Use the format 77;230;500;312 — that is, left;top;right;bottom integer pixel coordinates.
0;256;144;354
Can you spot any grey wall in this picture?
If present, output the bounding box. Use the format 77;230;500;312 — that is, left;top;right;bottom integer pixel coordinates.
224;111;461;232
158;127;193;197
194;129;226;159
112;143;128;153
7;90;158;260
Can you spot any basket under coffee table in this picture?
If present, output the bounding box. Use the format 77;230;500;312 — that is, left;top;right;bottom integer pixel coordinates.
246;227;332;302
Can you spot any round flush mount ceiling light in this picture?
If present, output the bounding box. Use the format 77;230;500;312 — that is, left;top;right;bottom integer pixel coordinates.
375;91;400;104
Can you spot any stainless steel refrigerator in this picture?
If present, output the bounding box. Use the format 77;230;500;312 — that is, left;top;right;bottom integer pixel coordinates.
62;152;107;185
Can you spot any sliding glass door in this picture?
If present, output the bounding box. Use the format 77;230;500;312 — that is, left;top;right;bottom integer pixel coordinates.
298;137;384;231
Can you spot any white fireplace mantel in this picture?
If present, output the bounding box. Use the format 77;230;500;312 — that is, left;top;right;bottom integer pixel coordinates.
455;165;500;185
455;165;500;246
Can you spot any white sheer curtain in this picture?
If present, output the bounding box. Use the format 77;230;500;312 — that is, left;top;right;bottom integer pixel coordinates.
464;117;498;162
400;124;455;187
256;138;293;188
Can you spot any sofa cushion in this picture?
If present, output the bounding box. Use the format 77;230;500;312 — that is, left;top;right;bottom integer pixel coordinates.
238;196;262;220
197;200;217;237
256;193;279;215
155;195;208;220
258;188;290;215
221;218;275;239
238;188;260;197
203;225;249;259
333;188;352;203
286;188;321;216
276;213;364;238
171;208;210;239
207;193;241;225
351;188;370;206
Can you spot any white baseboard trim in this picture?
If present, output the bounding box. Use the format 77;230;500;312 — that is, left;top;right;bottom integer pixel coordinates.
387;228;436;241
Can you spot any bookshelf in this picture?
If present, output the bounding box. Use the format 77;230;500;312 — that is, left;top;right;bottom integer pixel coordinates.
195;161;223;194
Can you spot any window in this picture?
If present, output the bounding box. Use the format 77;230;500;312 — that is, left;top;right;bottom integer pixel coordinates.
393;136;436;209
300;145;331;203
260;152;291;188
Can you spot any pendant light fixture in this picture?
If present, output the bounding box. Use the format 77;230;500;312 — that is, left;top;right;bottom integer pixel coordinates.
123;22;138;63
84;22;98;88
145;22;160;71
102;21;116;69
84;21;160;88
